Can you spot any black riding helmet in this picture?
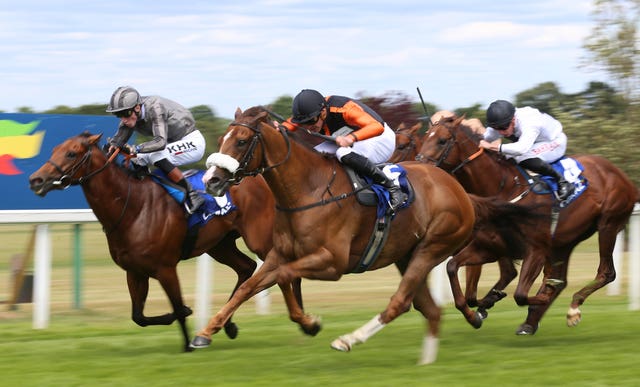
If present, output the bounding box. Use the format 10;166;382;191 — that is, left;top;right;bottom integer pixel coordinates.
486;100;515;129
292;89;326;124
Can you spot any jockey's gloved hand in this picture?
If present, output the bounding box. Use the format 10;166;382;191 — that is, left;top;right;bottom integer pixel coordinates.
123;144;138;156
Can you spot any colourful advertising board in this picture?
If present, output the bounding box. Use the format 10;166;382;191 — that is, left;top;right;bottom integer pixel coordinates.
0;114;120;210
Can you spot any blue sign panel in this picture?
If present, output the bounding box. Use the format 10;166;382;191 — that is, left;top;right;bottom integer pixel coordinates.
0;114;120;210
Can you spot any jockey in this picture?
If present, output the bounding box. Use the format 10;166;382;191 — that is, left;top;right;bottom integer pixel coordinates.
106;86;206;214
479;99;574;201
281;89;406;212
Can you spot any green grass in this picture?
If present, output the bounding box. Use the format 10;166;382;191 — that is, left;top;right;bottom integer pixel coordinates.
1;224;639;386
0;299;638;387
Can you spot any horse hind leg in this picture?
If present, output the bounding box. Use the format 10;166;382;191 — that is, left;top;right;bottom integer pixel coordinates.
567;226;620;327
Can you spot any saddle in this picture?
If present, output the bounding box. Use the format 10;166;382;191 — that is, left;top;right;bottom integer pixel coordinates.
342;163;414;273
343;163;414;213
516;157;588;208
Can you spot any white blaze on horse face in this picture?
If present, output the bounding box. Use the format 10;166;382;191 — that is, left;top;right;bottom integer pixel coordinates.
427;131;436;139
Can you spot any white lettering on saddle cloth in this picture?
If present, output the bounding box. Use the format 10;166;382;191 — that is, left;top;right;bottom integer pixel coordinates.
382;164;402;187
558;158;581;183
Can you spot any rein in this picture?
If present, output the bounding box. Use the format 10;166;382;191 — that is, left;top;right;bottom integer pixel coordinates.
47;145;132;234
46;147;121;188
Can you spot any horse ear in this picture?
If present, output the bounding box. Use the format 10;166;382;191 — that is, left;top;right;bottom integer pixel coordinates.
396;122;406;131
88;133;103;145
235;107;243;119
453;115;465;126
410;122;422;133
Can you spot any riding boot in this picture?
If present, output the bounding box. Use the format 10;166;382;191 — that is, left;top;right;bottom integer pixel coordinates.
519;158;574;201
156;160;205;214
341;152;407;212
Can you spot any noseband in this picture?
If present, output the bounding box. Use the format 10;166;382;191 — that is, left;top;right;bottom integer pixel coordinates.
46;144;118;188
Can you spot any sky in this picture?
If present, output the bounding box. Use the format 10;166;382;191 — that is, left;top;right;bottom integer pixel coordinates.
0;0;605;119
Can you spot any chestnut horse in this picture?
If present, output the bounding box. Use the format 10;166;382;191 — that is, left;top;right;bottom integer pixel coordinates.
389;122;424;163
417;115;639;334
28;132;309;352
190;106;540;364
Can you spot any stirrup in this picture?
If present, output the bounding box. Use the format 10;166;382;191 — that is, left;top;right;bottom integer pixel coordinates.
555;181;574;201
387;186;407;213
185;191;205;214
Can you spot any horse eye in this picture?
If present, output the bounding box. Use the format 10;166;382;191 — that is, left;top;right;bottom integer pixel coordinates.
237;139;247;147
66;151;77;158
398;144;407;150
437;138;447;146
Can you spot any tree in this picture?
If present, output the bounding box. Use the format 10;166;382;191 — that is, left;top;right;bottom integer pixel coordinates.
357;90;422;129
581;0;640;102
514;82;564;114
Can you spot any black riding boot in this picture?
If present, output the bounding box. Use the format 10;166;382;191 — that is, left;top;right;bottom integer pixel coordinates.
155;159;205;214
341;152;406;213
520;158;574;200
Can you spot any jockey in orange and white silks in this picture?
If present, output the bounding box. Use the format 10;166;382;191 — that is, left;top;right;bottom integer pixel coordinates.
281;89;406;213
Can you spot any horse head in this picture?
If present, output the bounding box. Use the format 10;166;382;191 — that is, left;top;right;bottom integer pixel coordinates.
29;132;104;196
204;106;277;196
389;121;423;163
416;115;474;170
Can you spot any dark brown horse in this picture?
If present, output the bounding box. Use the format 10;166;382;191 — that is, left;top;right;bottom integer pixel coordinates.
189;106;539;364
417;115;639;334
28;132;311;352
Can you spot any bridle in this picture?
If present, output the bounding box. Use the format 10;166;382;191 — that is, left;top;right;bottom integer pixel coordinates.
46;144;119;188
221;114;366;212
46;143;130;234
223;118;291;184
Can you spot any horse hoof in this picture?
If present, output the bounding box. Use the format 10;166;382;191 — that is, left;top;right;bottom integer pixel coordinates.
477;307;488;320
330;338;351;352
301;315;322;337
470;312;483;329
224;322;239;339
515;324;538;335
190;335;212;349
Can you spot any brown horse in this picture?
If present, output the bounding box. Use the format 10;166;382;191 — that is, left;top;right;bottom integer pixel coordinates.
417;115;639;334
28;132;310;352
388;122;424;163
190;106;539;364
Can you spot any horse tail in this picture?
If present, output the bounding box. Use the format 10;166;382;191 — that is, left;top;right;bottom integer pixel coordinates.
468;194;548;259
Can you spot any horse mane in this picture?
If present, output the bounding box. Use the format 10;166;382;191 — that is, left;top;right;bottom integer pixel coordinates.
77;130;151;178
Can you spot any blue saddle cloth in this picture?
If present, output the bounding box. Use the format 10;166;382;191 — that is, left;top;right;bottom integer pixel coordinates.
150;169;236;229
365;164;410;218
518;157;588;207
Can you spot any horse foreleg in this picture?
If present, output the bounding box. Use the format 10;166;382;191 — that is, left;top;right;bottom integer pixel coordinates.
278;281;322;336
476;257;518;317
447;256;483;329
126;271;175;326
126;271;193;352
156;267;194;352
191;256;281;349
464;265;481;307
208;236;258;339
